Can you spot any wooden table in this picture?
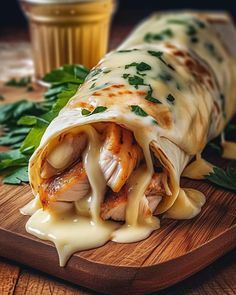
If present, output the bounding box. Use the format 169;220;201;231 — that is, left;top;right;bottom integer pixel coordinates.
0;13;236;295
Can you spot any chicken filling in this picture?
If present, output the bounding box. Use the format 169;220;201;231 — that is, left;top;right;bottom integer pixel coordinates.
39;123;171;221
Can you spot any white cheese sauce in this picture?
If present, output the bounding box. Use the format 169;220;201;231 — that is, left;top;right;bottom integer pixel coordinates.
23;125;163;266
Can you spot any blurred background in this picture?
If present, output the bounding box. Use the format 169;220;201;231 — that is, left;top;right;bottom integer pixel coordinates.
1;0;236;26
1;0;236;80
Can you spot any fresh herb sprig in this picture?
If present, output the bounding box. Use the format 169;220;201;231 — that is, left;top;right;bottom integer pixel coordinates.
0;64;89;184
206;167;236;192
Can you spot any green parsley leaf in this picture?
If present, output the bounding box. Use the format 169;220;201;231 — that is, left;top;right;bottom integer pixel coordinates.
159;72;172;82
125;62;151;72
166;94;175;104
167;19;189;25
103;69;111;74
145;85;162;104
122;73;130;79
186;25;197;36
43;64;89;84
81;109;91;116
144;29;173;43
3;166;29;184
128;75;144;88
205;43;223;63
117;49;139;53
82;106;107;116
90;82;96;89
5;77;31;87
206;166;236;192
193;19;206;29
27;85;34;92
148;50;175;71
0;64;89;183
130;105;148;117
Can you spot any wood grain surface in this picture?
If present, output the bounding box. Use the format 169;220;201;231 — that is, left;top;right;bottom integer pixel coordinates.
0;20;236;294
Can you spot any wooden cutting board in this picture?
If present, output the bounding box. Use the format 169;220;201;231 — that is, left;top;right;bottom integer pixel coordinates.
0;85;236;295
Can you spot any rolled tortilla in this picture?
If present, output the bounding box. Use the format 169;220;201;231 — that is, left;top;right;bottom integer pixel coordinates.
25;11;236;265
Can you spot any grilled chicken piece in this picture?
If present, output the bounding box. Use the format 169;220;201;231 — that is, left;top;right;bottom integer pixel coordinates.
41;132;88;179
40;161;90;207
101;173;166;221
99;123;143;193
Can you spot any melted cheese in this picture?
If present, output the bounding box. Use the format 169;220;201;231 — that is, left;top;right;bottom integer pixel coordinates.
26;208;117;267
164;188;206;219
20;195;42;215
24;125;161;266
182;154;214;180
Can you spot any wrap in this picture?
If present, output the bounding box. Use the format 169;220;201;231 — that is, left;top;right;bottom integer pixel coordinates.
25;12;236;264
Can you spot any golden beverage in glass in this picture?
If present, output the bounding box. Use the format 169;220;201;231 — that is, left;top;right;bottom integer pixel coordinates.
20;0;116;80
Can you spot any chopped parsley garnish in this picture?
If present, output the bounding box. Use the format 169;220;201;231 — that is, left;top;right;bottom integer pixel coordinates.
148;50;175;71
144;29;173;43
206;167;236;192
186;25;197;36
137;71;146;77
0;95;5;101
166;94;175;104
205;43;223;63
193;19;206;29
27;85;34;92
152;119;159;125
125;62;151;72
82;106;107;116
128;75;144;89
0;64;90;184
122;73;130;79
90;68;102;78
130;105;148;117
159;72;172;82
190;37;199;43
167;19;189;25
5;77;31;87
90;82;96;89
117;49;139;53
103;69;111;74
145;85;162;104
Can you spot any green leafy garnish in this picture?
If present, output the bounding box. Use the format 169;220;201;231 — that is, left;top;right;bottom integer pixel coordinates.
5;77;31;87
27;85;34;92
145;85;161;104
206;167;236;192
130;105;148;117
148;50;175;71
122;73;130;79
0;95;5;101
117;49;139;53
81;106;107;116
166;94;175;104
128;75;144;89
43;64;88;84
205;43;223;63
144;29;173;43
159;72;172;82
3;166;28;185
125;62;151;72
0;64;89;184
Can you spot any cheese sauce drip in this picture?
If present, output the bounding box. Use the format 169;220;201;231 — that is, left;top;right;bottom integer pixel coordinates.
25;126;118;266
23;126;160;266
